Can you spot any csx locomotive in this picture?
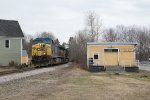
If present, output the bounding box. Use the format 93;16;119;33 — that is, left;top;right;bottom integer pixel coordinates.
31;38;69;66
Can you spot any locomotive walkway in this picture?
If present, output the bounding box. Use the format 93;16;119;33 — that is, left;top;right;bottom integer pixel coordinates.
0;63;70;84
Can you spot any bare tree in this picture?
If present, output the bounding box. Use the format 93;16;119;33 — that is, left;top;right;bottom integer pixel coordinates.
34;32;55;40
69;29;90;68
54;38;60;44
23;33;34;57
103;28;117;42
136;27;150;60
86;11;102;42
69;37;76;62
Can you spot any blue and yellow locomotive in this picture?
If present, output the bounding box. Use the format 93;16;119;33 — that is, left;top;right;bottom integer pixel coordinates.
31;38;68;66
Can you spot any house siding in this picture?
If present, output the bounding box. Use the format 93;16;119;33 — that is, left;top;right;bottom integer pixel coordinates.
0;37;22;66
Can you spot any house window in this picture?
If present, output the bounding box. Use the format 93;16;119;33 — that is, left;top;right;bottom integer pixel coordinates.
5;40;10;48
94;53;99;59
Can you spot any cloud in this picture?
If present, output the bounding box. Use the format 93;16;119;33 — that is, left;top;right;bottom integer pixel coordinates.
0;0;149;43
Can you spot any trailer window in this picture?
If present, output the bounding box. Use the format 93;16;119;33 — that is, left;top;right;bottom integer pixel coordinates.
104;49;118;52
94;53;98;59
88;58;93;64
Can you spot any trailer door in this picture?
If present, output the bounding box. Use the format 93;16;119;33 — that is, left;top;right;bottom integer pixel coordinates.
93;52;99;66
104;49;119;66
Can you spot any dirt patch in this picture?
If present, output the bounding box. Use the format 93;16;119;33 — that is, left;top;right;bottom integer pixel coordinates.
0;67;17;75
0;67;16;72
0;64;150;100
0;66;36;76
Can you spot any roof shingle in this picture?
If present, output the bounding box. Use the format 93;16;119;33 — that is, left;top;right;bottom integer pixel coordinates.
0;19;24;37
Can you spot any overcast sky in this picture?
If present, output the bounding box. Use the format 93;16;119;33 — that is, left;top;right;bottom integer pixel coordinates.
0;0;150;43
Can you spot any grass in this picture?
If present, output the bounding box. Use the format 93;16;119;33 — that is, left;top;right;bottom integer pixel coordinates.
49;68;150;100
0;64;150;100
89;70;150;81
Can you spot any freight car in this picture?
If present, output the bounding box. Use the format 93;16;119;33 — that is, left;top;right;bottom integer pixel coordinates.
31;38;68;67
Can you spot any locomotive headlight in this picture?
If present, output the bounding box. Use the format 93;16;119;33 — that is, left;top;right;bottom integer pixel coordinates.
37;48;40;51
43;53;46;55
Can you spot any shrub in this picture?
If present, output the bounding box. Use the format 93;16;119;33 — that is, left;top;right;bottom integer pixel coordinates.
8;61;17;67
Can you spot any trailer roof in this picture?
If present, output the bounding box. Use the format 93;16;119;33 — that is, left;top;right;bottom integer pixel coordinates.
87;42;138;45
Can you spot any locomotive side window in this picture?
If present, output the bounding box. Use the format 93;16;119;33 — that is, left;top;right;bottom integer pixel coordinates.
5;40;10;48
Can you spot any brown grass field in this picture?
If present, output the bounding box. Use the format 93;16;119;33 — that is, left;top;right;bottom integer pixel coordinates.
0;64;150;100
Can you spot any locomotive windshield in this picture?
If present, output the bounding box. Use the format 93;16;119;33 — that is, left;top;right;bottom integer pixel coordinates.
33;38;53;44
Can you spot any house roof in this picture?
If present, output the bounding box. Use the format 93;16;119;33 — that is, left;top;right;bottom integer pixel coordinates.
22;50;28;57
0;19;24;37
87;42;138;45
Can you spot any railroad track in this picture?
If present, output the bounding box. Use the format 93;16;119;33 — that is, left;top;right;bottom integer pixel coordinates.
0;63;71;84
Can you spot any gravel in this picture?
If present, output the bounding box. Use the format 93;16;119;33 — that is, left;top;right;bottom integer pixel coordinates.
0;63;70;84
140;61;150;64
